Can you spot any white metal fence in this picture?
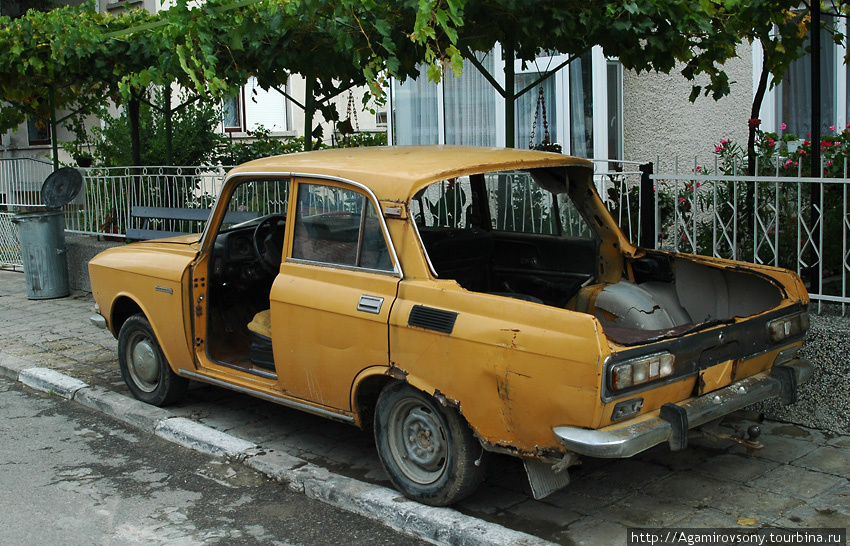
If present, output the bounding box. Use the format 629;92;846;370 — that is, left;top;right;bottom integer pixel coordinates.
653;156;850;312
1;156;847;311
1;158;55;269
0;163;232;269
0;157;54;208
64;165;233;237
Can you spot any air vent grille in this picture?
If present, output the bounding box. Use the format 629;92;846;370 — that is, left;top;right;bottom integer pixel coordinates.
408;305;457;334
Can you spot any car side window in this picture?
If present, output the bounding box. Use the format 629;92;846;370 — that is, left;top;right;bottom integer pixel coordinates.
221;177;290;229
410;177;473;229
291;182;393;271
485;171;593;238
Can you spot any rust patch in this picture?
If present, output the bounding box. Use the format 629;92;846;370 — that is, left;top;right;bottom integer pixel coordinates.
433;389;459;408
385;364;409;381
499;328;520;349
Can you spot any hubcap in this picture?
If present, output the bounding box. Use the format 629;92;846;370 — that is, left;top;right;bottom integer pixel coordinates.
126;333;160;393
388;399;448;485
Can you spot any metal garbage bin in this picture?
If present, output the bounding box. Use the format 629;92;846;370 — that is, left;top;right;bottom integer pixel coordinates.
11;167;83;300
12;209;70;299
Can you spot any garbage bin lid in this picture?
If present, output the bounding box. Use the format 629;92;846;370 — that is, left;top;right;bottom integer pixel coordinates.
41;167;83;209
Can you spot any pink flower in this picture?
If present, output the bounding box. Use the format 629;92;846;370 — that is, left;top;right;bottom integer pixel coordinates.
780;123;787;131
767;138;775;147
720;138;731;144
715;145;722;152
830;125;836;132
678;197;687;204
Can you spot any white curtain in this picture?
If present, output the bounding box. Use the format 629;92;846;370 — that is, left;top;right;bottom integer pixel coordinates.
569;51;594;158
393;65;439;145
444;53;497;146
780;30;836;137
515;73;558;149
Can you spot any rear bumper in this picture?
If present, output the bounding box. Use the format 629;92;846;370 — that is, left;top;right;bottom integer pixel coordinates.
553;359;812;458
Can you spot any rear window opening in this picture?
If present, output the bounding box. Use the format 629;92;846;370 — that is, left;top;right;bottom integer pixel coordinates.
412;169;785;344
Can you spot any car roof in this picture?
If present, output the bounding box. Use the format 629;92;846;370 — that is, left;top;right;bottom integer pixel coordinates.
227;145;594;202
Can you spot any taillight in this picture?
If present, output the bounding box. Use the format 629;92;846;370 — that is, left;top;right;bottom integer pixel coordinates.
611;352;675;390
767;312;809;344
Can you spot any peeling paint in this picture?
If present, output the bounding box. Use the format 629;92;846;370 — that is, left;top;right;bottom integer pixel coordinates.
385;365;408;381
433;389;459;408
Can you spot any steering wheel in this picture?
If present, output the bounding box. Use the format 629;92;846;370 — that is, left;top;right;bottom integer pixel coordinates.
252;214;286;275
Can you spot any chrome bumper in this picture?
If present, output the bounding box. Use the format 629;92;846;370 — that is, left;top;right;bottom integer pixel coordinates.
89;312;107;330
553;358;812;458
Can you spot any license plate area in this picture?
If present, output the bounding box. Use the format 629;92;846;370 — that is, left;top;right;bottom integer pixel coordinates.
698;360;735;396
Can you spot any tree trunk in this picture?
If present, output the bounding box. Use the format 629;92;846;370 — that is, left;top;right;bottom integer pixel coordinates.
129;92;142;204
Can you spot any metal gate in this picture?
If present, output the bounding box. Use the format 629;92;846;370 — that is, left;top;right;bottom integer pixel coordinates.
0;157;54;270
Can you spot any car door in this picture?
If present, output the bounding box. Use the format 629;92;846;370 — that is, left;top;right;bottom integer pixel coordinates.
270;178;401;411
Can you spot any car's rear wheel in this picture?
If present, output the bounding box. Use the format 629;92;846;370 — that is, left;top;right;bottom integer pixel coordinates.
374;382;488;506
118;313;188;406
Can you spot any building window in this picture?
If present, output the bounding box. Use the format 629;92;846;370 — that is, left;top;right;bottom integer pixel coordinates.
27;117;50;145
223;91;244;133
391;65;439;145
569;50;594;158
761;15;847;137
389;46;621;161
607;60;624;164
243;77;289;133
444;52;498;146
776;26;836;137
515;67;559;149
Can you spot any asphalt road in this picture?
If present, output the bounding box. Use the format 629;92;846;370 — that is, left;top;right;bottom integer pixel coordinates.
0;378;428;546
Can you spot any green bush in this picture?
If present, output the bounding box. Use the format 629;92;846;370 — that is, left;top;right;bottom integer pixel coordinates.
79;92;223;167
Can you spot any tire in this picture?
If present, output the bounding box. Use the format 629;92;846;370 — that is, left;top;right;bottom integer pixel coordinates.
374;383;488;506
118;313;188;406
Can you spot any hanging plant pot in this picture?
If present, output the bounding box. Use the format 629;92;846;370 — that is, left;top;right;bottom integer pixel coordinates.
528;86;562;154
74;155;93;168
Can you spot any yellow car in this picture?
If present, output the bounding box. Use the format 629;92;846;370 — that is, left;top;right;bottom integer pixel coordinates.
89;146;811;506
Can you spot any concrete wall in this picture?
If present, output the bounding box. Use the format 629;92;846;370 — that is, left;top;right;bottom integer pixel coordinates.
65;233;122;292
623;43;754;171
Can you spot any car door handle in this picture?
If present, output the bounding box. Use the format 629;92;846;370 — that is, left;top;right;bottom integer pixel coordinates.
357;295;384;314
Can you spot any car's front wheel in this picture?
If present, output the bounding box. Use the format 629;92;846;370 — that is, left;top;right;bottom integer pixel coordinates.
118;313;188;406
374;382;488;506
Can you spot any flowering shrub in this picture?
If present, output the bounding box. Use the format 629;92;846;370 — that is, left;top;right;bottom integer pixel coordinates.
657;124;850;280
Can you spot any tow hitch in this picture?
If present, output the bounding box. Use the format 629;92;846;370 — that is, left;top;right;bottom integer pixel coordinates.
694;411;765;454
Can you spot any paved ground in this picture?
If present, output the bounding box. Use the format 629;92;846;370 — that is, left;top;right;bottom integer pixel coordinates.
0;270;848;545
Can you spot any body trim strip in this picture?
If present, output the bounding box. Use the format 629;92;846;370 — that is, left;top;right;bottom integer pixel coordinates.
178;369;356;424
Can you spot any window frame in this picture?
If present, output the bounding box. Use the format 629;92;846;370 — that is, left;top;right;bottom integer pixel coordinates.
757;17;849;134
387;45;623;161
27;116;51;146
286;177;402;277
222;89;245;134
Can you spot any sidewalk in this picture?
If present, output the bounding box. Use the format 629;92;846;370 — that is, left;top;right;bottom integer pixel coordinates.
0;270;848;545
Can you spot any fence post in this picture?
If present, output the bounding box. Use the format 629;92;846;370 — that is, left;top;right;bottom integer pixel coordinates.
639;162;655;249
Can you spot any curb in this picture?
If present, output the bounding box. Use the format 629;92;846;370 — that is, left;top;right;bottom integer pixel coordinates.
1;364;554;546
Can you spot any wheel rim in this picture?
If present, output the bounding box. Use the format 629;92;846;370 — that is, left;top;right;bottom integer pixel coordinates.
387;398;448;485
125;331;160;393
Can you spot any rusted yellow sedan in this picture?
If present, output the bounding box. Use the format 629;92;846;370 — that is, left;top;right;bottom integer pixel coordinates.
89;146;812;506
